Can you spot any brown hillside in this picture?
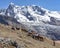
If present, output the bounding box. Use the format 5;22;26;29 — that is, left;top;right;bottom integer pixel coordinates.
0;23;60;48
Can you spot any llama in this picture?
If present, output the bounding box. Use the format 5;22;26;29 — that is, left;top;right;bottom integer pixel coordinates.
21;28;28;32
28;30;44;41
32;34;44;41
11;27;15;30
28;30;37;37
38;34;44;41
16;27;20;30
53;41;55;46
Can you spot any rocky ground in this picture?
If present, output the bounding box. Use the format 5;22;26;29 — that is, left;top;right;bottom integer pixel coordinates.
0;23;60;48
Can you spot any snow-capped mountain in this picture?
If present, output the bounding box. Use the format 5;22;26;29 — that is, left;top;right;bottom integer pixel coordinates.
5;3;60;26
0;3;59;25
0;9;6;15
0;3;60;40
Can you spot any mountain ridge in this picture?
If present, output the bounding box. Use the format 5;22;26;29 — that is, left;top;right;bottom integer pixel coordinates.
0;3;60;40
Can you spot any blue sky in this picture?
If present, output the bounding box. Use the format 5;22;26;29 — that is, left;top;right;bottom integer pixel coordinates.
0;0;60;11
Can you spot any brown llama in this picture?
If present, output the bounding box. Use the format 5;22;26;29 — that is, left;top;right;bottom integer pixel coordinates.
32;34;44;41
11;27;15;30
38;34;44;41
53;40;55;46
28;32;32;36
16;27;20;30
32;33;39;40
28;30;37;37
28;30;44;41
21;28;28;32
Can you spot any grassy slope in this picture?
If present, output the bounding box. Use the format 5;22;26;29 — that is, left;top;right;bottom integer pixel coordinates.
0;24;60;48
